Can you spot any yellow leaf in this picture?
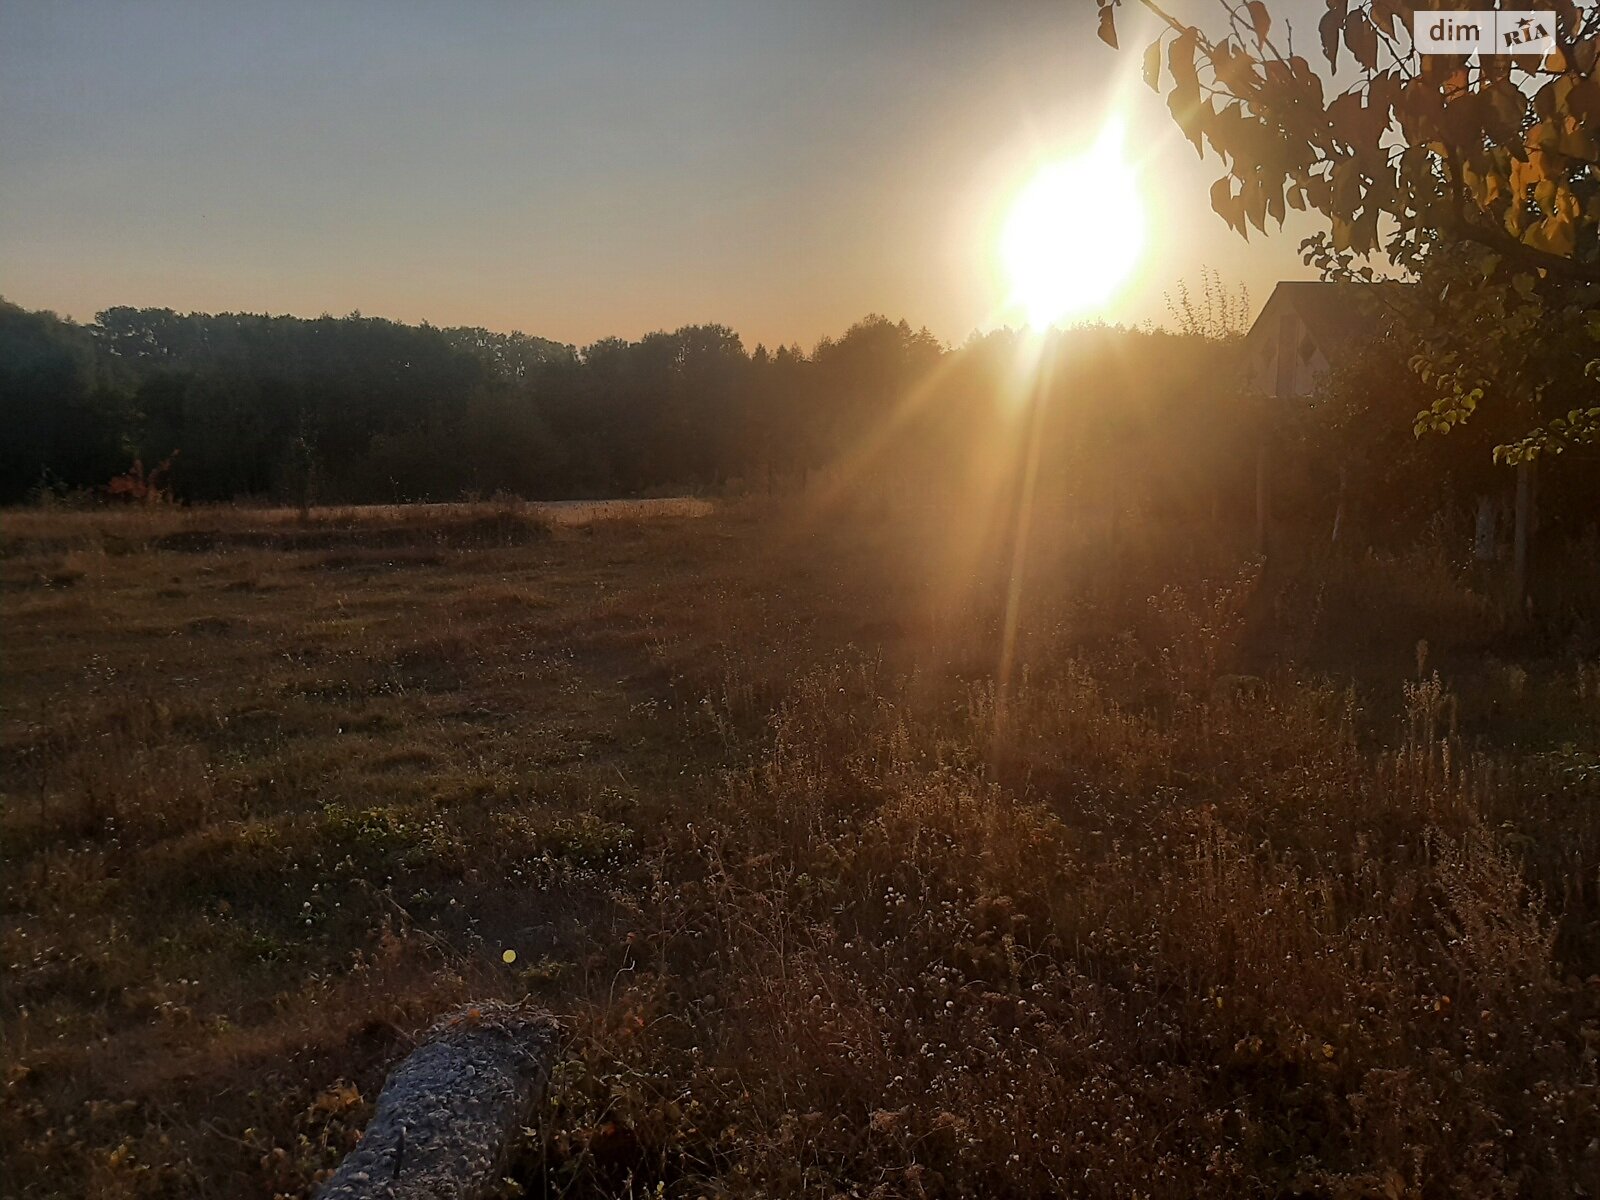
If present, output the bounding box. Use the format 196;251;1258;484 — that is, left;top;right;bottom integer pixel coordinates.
1541;213;1577;255
313;1081;361;1114
1559;120;1597;163
1535;178;1557;215
1143;37;1162;91
1556;184;1581;221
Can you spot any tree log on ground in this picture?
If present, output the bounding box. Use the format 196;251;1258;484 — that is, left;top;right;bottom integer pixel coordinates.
317;1003;560;1200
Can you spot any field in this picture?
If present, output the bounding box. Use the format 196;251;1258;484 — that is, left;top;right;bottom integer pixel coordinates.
3;499;1599;1198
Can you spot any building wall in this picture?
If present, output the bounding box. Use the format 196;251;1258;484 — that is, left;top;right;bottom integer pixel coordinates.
1245;305;1332;400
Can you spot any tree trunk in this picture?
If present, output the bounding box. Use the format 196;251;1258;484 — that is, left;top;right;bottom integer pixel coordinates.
317;1004;558;1200
1474;493;1498;561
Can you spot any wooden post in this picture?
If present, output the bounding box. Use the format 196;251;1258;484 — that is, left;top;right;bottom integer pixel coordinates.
1255;437;1270;559
1512;458;1536;612
1259;310;1295;561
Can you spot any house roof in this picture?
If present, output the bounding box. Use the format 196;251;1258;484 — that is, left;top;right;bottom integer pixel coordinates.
1245;280;1410;362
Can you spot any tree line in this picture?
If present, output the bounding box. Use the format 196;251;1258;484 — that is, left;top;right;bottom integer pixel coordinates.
2;294;1594;556
0;300;908;505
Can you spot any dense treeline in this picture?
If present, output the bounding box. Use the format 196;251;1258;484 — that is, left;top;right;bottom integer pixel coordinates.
0;300;827;504
3;295;1592;548
0;297;1229;508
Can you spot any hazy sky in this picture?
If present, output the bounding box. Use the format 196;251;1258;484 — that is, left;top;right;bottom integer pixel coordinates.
1;0;1324;350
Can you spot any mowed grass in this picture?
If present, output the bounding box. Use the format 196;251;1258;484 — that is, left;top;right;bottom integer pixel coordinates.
4;500;1600;1198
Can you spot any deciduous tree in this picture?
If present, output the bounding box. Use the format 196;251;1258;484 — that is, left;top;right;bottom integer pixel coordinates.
1094;0;1599;460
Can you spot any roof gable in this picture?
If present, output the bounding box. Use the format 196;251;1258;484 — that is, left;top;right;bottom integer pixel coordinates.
1245;280;1409;363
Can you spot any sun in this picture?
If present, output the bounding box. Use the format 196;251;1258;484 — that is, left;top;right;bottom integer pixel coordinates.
1000;121;1146;328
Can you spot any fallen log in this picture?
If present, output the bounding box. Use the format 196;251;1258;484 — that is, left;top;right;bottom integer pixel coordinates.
317;1003;560;1200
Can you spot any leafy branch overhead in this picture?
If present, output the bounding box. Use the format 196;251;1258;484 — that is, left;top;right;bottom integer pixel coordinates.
1094;0;1599;463
1096;0;1598;273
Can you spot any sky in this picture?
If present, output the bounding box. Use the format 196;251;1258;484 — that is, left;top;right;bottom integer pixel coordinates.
0;0;1326;351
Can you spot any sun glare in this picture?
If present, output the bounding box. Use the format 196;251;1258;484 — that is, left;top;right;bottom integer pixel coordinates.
1000;121;1145;328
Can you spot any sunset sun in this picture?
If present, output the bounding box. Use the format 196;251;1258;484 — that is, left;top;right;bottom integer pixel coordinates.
1000;121;1145;328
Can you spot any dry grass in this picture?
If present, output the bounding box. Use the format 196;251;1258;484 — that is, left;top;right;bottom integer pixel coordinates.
3;500;1598;1197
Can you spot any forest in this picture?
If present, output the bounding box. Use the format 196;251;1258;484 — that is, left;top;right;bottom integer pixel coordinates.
7;292;1596;556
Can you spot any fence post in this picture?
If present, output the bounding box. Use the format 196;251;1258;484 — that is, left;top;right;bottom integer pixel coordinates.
1512;458;1536;613
1255;435;1270;559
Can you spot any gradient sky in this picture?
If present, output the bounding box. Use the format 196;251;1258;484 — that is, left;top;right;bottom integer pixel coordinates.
0;0;1325;350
